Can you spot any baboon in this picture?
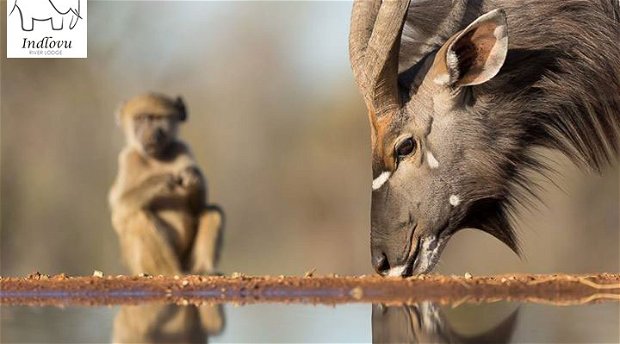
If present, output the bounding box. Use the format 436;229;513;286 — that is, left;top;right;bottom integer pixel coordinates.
109;93;223;275
112;303;225;343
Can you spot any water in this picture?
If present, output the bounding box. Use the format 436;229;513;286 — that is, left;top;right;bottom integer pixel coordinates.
2;301;618;342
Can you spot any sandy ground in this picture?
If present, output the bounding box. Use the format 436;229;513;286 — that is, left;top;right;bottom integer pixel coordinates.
1;273;619;307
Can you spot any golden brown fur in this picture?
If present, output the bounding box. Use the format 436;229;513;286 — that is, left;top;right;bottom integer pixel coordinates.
109;93;223;275
112;303;225;343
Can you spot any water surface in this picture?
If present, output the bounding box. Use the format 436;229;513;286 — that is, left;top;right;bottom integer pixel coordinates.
2;301;618;342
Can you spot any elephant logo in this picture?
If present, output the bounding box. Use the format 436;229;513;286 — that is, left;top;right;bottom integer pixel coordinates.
9;0;82;31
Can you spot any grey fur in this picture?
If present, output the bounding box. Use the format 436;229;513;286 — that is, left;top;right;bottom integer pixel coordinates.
399;0;620;254
352;0;620;275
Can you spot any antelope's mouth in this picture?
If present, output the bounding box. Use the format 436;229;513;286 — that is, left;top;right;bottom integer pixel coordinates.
387;226;453;277
385;239;420;277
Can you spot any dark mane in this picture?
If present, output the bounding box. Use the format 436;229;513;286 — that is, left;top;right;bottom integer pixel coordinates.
401;0;620;252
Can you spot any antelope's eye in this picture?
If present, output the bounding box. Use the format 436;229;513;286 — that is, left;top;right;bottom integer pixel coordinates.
395;138;416;159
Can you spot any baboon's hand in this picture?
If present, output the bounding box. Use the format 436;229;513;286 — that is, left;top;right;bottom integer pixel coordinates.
115;173;181;210
178;167;202;189
164;173;181;190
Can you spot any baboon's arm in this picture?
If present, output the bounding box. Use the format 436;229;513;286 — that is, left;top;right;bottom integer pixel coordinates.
178;165;208;212
109;149;182;210
116;173;180;210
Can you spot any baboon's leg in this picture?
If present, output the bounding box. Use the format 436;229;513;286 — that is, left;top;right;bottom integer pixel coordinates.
120;211;182;276
112;304;164;343
198;304;225;336
188;205;224;274
113;304;207;343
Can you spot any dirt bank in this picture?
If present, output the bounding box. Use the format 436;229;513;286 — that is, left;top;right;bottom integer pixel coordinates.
1;273;619;307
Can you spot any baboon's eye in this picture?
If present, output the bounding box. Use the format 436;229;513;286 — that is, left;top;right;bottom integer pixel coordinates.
395;137;416;159
136;114;157;121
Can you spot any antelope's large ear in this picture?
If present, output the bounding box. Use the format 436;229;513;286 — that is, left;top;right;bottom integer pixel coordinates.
431;9;508;87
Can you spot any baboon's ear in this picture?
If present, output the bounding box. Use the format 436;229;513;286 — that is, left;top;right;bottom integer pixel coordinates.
431;9;508;87
115;101;126;127
175;96;187;121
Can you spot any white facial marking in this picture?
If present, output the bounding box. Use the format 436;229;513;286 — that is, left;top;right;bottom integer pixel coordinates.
419;302;441;332
387;265;407;277
372;171;391;190
446;50;460;81
449;194;461;206
426;152;439;169
412;235;452;275
416;238;433;271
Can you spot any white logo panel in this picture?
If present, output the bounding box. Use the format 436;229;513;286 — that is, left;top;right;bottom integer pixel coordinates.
6;0;87;58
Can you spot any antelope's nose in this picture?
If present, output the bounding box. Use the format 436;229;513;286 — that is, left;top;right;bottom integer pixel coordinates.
372;251;390;275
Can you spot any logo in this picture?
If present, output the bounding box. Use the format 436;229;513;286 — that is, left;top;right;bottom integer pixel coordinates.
6;0;87;58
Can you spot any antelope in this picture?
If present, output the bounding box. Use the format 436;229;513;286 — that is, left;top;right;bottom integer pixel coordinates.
372;303;518;343
349;0;620;276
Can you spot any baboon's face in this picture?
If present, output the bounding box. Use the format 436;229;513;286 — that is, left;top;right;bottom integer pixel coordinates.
131;113;179;156
119;94;187;157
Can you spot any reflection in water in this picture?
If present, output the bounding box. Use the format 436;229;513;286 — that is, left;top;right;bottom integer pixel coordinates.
372;302;518;343
112;304;224;343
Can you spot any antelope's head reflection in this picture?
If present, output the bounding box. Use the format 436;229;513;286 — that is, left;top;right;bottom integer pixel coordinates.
372;302;518;343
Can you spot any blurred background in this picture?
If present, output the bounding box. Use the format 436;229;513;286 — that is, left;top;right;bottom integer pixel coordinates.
1;1;618;278
1;1;618;343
